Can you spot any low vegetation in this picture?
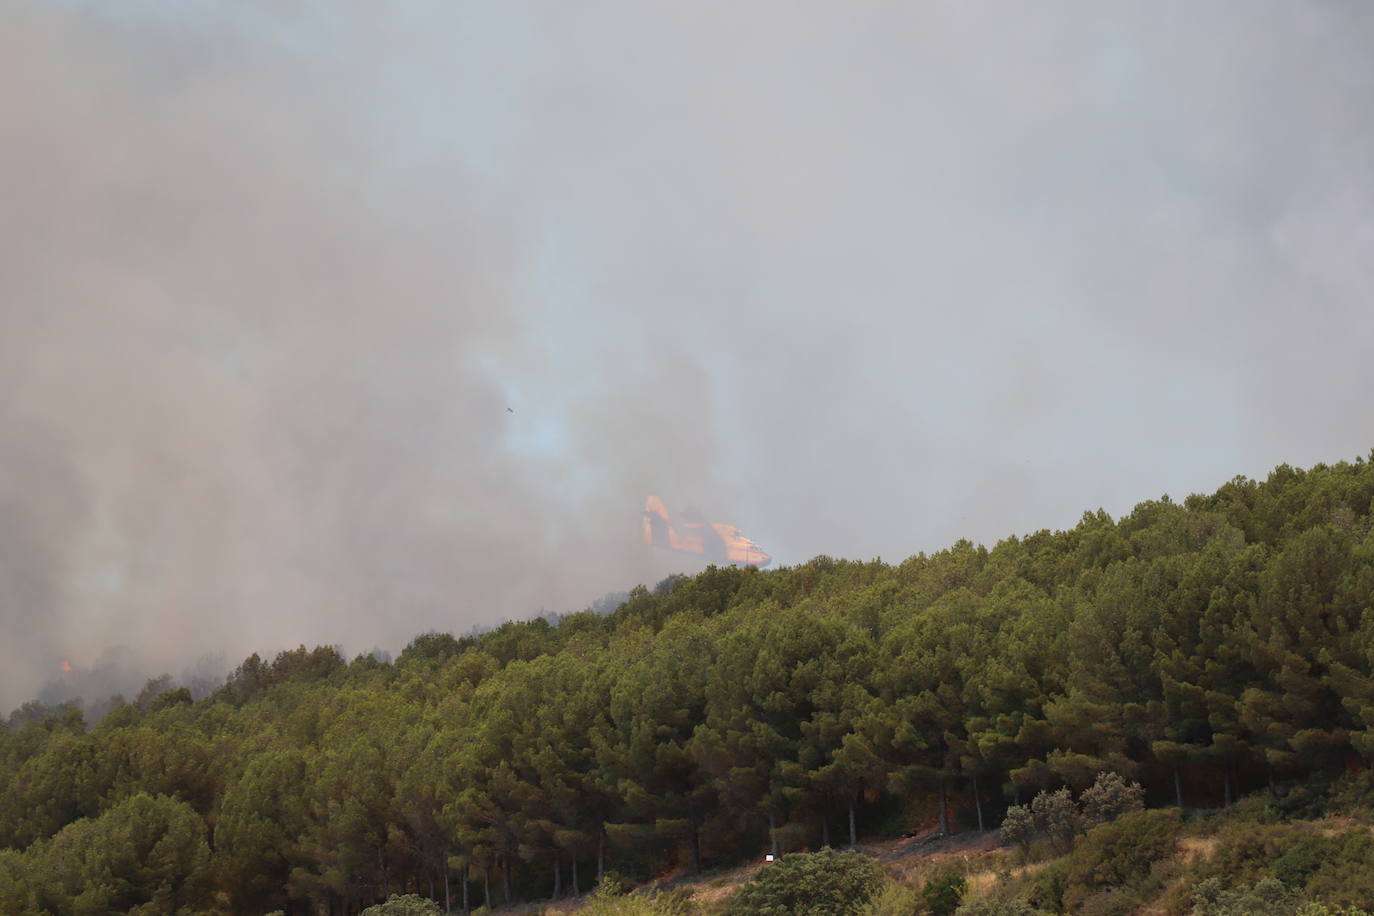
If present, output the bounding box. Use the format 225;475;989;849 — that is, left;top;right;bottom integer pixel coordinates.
552;776;1374;915
727;848;884;915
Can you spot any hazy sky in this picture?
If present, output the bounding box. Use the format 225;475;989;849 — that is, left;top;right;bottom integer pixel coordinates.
3;0;1372;711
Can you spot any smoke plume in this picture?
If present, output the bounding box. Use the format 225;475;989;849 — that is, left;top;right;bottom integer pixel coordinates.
3;1;1372;710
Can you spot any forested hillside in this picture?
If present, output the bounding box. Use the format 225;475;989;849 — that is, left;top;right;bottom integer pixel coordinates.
4;456;1374;914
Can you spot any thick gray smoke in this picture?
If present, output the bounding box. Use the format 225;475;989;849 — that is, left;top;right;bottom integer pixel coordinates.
3;1;1373;711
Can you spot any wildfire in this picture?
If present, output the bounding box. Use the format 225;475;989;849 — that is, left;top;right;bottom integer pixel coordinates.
60;659;72;673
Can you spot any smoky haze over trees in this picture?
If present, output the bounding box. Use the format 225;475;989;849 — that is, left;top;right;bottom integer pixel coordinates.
3;456;1374;913
3;1;1374;710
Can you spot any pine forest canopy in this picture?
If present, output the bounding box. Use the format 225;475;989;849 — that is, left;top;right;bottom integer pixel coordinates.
3;453;1374;913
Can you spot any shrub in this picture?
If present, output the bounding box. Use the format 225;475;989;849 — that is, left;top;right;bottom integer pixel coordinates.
1297;904;1374;916
1078;772;1144;827
597;871;637;897
1327;770;1374;814
1031;789;1081;855
1000;805;1035;856
1023;860;1068;914
1060;809;1181;912
1189;876;1301;916
858;880;921;916
1079;856;1181;916
1300;829;1374;910
1001;773;1145;862
579;884;696;916
360;893;442;915
921;868;967;916
1273;834;1335;889
1193;821;1301;888
1266;775;1335;821
1186;822;1374;912
727;848;885;916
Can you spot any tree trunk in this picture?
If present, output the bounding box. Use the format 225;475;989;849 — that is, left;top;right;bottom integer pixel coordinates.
597;829;605;884
572;857;579;897
1267;760;1277;797
848;800;857;848
482;866;489;912
690;827;702;875
938;777;949;835
443;861;450;915
822;814;831;848
1223;766;1233;807
553;853;561;900
973;770;984;832
462;864;470;915
502;853;511;904
1174;763;1184;809
769;812;779;857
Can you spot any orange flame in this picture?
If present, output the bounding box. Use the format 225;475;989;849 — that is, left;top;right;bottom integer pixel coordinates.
60;660;72;673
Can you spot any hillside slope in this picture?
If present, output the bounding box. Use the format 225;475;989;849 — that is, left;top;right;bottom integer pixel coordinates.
4;454;1374;913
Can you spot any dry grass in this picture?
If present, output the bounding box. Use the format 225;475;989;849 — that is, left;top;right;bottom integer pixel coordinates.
1176;835;1217;864
519;832;1012;914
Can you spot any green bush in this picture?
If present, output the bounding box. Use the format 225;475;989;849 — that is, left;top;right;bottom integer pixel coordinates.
1077;857;1181;916
1060;809;1181;911
580;881;696;916
1032;790;1081;855
1193;821;1301;888
597;871;638;897
1266;775;1335;821
1296;904;1374;916
1078;772;1144;828
726;848;885;916
1219;793;1282;826
921;868;967;916
1000;773;1146;865
1327;770;1374;814
1189;876;1302;916
1300;829;1374;910
1273;834;1335;889
1023;860;1068;914
1185;823;1374;912
360;893;442;915
1000;805;1035;857
858;880;921;916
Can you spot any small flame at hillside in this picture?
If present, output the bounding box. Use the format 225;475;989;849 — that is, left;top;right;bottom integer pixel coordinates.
60;660;72;673
642;496;772;567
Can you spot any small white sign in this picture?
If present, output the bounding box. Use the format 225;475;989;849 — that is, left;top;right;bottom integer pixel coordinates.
764;854;775;862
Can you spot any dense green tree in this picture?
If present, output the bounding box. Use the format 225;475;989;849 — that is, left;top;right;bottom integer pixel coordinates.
213;748;316;911
0;848;38;914
30;793;214;914
602;618;718;874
